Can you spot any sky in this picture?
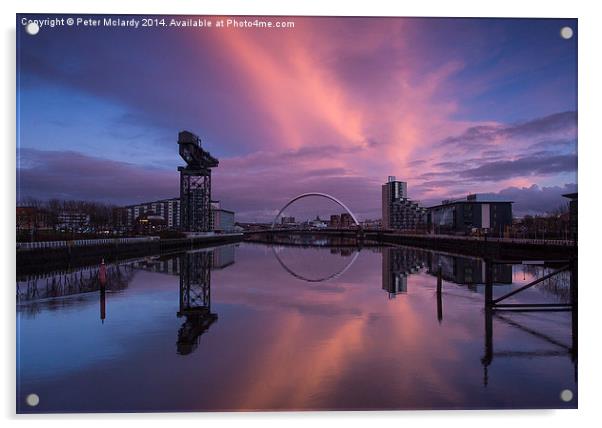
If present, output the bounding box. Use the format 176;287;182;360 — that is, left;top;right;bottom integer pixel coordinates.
17;15;577;221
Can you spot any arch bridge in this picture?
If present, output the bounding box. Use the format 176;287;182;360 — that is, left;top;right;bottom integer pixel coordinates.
271;192;360;229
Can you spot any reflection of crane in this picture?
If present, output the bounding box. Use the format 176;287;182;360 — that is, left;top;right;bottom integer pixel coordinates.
177;251;217;355
271;246;360;283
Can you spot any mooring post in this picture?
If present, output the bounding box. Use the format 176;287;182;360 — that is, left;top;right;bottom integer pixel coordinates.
570;256;578;367
99;258;107;324
485;258;493;309
482;257;494;386
436;266;443;323
482;304;493;386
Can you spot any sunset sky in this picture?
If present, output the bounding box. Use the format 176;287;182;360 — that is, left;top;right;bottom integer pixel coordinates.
17;15;577;220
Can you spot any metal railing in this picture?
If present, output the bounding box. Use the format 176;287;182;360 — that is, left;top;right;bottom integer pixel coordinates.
16;236;160;251
383;232;575;247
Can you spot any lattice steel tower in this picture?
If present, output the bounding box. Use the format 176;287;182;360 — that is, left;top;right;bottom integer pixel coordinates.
177;130;219;232
177;251;217;355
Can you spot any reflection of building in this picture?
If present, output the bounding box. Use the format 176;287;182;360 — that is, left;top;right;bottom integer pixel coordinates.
212;245;235;269
133;245;237;274
427;194;513;237
381;176;426;231
427;253;512;285
381;247;426;298
134;257;181;275
57;211;90;231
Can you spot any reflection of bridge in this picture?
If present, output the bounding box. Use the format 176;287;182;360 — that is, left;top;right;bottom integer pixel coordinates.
248;232;371;248
272;246;360;283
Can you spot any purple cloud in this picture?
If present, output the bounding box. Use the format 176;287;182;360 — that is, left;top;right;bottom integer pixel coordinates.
17;149;179;205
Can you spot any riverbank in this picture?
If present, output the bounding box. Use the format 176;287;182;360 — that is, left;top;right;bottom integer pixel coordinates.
16;233;244;276
244;229;577;261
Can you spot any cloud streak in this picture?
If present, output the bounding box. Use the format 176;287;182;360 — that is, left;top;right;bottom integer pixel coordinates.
17;16;578;218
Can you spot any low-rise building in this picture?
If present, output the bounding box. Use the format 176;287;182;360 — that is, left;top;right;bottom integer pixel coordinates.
210;201;235;232
280;216;296;227
115;197;180;232
427;194;513;237
16;206;52;231
135;212;167;235
310;215;328;229
57;211;90;231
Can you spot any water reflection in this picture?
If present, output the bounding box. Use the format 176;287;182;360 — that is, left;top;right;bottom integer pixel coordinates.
381;247;426;298
16;241;577;412
177;250;217;355
482;307;577;386
130;246;236;355
426;252;513;288
273;246;360;283
17;263;134;302
17;263;135;319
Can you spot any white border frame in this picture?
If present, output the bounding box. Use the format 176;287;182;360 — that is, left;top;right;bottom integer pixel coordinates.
3;1;600;426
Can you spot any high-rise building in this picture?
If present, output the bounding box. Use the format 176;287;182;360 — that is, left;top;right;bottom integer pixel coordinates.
381;176;426;231
329;214;340;228
339;213;353;228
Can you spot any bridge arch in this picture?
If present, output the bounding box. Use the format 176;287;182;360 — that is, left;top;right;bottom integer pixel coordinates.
272;246;360;283
271;192;360;228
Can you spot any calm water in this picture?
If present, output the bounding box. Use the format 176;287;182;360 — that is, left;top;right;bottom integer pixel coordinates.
16;242;577;412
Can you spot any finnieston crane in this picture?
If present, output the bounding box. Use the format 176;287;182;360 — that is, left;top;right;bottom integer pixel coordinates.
177;130;219;233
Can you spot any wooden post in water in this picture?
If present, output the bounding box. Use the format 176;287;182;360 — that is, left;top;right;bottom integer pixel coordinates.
436;266;443;323
484;258;493;309
570;256;578;376
482;305;493;386
482;257;493;386
99;258;107;324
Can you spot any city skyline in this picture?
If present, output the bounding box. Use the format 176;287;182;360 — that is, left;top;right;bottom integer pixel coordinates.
17;16;577;221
